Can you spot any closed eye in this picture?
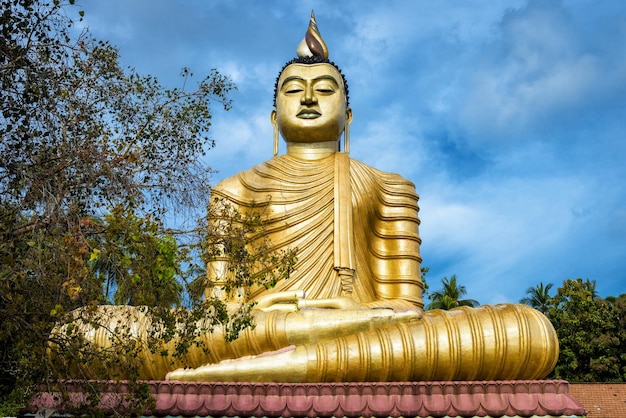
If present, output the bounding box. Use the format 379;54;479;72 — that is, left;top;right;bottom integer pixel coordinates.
314;82;335;94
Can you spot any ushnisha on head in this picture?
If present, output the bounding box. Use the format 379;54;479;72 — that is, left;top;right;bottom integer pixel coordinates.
272;11;352;158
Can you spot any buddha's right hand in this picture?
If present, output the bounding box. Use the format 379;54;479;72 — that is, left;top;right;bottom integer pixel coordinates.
254;291;365;311
255;293;368;311
254;290;307;311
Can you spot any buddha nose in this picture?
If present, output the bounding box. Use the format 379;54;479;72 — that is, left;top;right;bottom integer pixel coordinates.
301;83;318;105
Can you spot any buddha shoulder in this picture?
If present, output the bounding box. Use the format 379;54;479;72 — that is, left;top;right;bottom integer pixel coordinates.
211;156;291;203
349;158;419;199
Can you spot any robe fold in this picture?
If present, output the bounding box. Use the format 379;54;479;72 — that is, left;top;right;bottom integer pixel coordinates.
210;153;423;309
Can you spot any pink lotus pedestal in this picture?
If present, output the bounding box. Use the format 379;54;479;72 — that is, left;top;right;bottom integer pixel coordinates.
29;379;586;417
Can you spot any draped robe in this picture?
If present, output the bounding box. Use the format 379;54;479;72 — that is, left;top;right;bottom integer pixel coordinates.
209;153;423;309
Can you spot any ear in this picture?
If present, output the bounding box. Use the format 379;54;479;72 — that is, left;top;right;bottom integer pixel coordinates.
271;110;279;156
343;108;353;154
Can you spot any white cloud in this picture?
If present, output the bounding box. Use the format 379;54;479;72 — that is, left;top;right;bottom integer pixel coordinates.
209;111;274;180
420;173;595;303
351;105;429;179
456;2;605;143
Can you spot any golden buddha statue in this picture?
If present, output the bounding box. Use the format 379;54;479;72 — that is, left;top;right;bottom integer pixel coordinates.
164;12;559;382
54;12;558;383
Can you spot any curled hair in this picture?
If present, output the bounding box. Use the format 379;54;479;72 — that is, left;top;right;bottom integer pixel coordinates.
273;56;349;107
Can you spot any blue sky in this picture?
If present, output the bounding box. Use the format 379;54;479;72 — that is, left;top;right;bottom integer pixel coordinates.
77;0;626;304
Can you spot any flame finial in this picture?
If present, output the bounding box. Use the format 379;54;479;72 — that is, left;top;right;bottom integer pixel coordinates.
296;10;329;59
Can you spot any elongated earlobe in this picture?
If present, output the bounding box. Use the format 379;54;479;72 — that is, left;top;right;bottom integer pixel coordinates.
271;110;278;156
344;108;353;154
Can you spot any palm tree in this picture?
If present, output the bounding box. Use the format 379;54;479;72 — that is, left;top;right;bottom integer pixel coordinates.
520;282;554;314
587;279;599;300
426;275;479;310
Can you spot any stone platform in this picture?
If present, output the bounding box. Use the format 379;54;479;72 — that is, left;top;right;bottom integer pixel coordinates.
27;379;586;417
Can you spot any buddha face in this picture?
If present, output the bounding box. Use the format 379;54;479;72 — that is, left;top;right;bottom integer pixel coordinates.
273;63;352;143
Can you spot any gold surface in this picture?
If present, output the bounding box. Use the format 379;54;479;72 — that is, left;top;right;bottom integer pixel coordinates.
166;304;558;382
55;59;559;382
167;61;558;382
273;63;351;145
210;152;423;310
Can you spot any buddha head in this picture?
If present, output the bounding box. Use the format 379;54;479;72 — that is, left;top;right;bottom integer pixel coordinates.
271;12;352;151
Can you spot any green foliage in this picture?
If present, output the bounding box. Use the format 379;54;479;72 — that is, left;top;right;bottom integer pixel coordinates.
426;274;479;310
547;278;625;382
520;282;554;315
420;266;430;296
192;198;298;341
202;199;298;294
89;205;183;306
